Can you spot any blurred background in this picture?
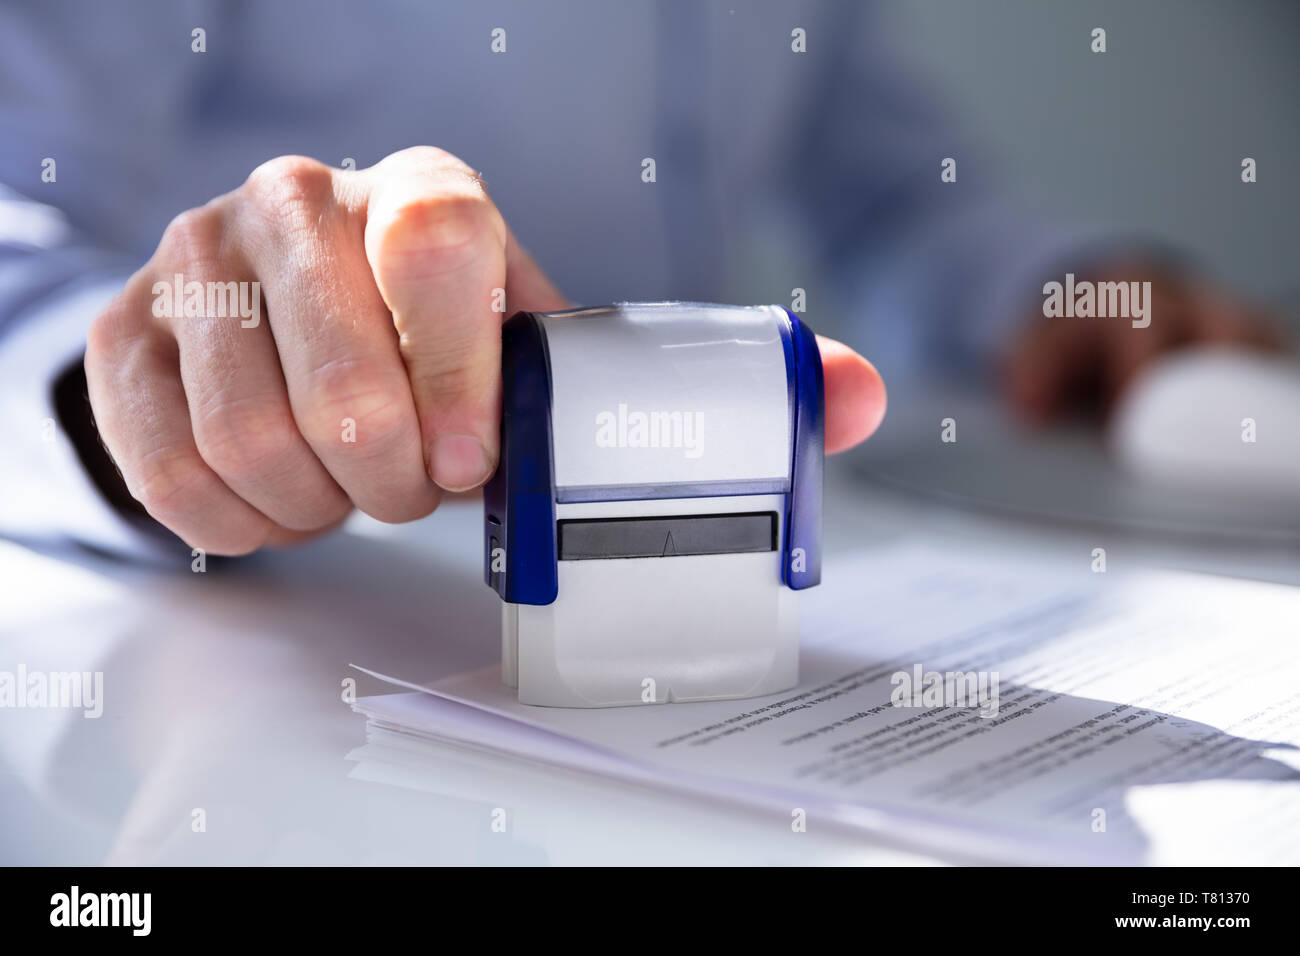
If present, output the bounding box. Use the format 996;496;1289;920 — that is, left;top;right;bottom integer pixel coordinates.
846;0;1300;541
893;0;1299;303
2;0;1297;554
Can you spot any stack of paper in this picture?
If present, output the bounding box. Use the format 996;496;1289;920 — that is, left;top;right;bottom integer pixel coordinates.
349;541;1300;864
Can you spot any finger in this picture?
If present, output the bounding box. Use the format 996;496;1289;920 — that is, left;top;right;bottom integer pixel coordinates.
1003;317;1100;424
85;283;274;555
362;147;564;492
817;335;886;454
154;208;352;532
237;155;441;523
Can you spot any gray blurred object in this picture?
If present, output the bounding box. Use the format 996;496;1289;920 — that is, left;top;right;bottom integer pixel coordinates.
848;353;1300;544
1111;347;1300;499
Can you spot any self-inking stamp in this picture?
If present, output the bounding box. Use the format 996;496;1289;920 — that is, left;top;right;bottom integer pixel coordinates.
484;302;823;707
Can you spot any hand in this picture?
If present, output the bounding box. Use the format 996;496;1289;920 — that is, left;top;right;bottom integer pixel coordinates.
1004;259;1285;424
86;146;886;555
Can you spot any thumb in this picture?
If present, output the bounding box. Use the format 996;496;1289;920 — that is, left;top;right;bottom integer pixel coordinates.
362;148;565;492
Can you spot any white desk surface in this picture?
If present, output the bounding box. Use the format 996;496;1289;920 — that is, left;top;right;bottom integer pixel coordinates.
3;459;1297;866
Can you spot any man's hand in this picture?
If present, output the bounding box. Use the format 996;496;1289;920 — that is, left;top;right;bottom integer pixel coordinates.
86;147;886;555
1005;259;1285;424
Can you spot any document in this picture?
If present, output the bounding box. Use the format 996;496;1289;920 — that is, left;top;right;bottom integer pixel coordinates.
352;541;1300;864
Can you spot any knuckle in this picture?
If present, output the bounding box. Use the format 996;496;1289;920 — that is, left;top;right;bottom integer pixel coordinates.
390;144;457;165
194;396;300;482
288;495;354;533
130;449;212;523
192;535;264;558
187;520;270;557
85;295;134;360
363;491;440;526
380;192;502;272
85;313;115;360
407;357;481;407
244;154;335;214
378;145;471;180
159;205;226;264
131;448;271;556
302;358;411;453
